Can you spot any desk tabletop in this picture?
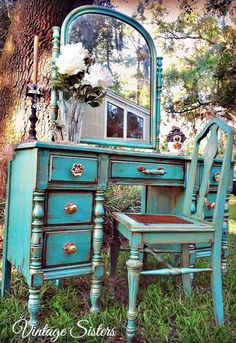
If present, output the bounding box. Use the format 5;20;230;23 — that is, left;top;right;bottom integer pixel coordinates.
16;141;192;161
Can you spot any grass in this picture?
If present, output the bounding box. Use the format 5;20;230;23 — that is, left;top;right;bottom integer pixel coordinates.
0;194;235;342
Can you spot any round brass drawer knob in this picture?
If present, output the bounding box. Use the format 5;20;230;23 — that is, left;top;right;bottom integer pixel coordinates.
205;201;215;210
64;203;77;214
64;242;77;254
71;163;85;177
214;172;220;182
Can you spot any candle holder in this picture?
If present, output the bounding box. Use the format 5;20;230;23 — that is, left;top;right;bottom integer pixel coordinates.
26;83;43;141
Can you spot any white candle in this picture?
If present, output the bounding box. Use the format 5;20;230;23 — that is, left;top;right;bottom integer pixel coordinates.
32;35;39;84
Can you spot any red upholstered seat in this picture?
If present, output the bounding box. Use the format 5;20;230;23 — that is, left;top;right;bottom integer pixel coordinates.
127;214;192;225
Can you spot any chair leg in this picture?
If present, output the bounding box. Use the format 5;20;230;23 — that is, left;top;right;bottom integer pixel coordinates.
126;247;143;343
211;245;224;325
182;244;192;297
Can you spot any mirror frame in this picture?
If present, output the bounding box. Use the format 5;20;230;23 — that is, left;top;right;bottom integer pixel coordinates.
51;5;162;150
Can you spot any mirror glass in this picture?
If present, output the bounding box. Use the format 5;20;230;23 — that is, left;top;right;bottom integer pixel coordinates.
67;13;151;143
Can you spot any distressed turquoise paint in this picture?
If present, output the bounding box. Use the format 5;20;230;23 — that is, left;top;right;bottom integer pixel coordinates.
43;265;93;280
98;154;109;190
47;191;94;225
29;191;45;287
156;57;163;151
50;26;61;140
50;155;98;183
141;267;212;276
111;161;184;180
44;230;91;267
1;162;12;297
90;190;105;314
203;192;217;219
111;118;234;339
57;5;160;150
126;248;143;343
37;150;50;189
5;149;38;279
28;288;41;327
2;116;233;327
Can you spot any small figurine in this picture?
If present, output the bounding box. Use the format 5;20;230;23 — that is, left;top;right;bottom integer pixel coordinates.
167;126;186;154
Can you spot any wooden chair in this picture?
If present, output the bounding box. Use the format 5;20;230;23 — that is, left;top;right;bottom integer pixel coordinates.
111;118;234;342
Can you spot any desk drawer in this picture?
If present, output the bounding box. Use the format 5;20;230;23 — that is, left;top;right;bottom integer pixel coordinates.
210;166;221;186
46;191;94;225
111;161;184;181
204;192;217;218
50;155;98;183
43;230;91;267
200;165;221;187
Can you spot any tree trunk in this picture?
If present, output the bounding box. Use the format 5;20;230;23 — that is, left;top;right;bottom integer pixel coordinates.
0;0;94;148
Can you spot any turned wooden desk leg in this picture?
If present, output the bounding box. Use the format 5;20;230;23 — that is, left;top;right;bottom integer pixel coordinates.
109;220;121;298
222;193;230;276
126;247;143;343
90;190;105;314
28;288;41;327
28;191;44;326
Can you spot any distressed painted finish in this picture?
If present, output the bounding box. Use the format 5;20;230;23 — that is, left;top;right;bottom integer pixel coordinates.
126;248;143;343
1;162;12;297
50;26;60;140
51;5;162;151
29;191;45;288
221;193;230;275
90;190;105;313
28;288;41;327
156;57;163;150
43;230;91;267
47;191;94;225
1;136;234;328
112;118;234;341
111;160;184;180
50;155;98;183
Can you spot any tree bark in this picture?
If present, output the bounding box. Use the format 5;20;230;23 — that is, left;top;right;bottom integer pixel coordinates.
0;0;94;148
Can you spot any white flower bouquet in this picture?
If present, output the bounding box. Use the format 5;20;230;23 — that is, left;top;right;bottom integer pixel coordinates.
52;42;113;107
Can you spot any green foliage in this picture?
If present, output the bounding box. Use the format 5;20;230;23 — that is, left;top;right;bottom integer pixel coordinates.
137;0;236;121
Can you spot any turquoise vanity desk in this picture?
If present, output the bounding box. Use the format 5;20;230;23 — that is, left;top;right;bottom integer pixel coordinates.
1;6;233;328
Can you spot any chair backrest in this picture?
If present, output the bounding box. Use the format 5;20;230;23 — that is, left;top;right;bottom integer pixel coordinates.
183;118;234;227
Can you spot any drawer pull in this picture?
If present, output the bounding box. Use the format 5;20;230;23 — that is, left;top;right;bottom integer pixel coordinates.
64;242;77;254
214;172;220;182
137;165;166;175
64;203;77;214
71;163;85;177
205;201;215;210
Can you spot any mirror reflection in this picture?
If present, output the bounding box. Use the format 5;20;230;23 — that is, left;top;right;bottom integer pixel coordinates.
67;13;151;143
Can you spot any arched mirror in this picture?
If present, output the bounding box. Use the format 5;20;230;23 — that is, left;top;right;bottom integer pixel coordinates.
51;6;162;150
